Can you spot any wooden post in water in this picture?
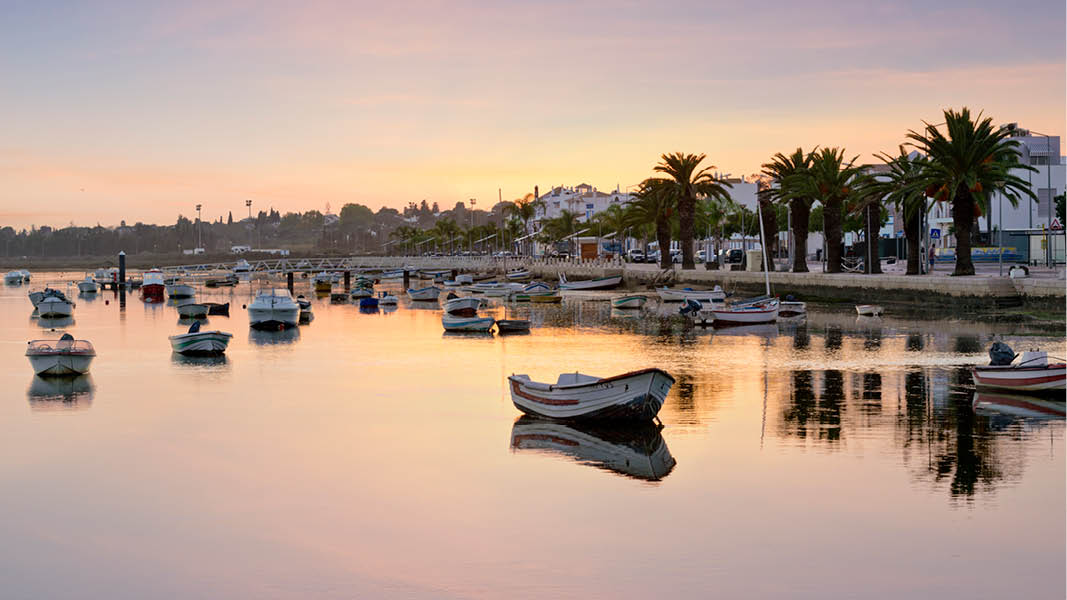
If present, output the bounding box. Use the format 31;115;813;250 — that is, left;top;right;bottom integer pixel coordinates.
403;269;410;289
343;270;351;291
286;271;294;293
118;251;126;287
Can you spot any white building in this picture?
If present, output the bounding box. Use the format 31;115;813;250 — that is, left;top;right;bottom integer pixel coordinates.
533;183;635;225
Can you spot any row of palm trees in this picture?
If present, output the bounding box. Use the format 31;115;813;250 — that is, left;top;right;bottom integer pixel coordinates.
635;107;1036;276
390;107;1035;277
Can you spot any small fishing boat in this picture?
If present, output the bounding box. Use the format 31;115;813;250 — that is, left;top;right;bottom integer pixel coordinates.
141;268;166;302
359;296;379;309
482;287;512;298
18;269;31;282
378;291;398;306
169;321;233;356
330;292;349;303
26;334;95;376
380;269;406;280
558;273;623;291
166;282;196;299
445;295;481;317
611;295;647;309
510;417;676;481
312;272;333;292
295;295;313;322
349;286;373;299
855;304;883;317
710;298;780;326
4;270;23;284
529;292;563;304
205;275;238;287
972;345;1065;393
176;302;209;319
508;368;675;421
37;293;75;318
248;288;300;329
506;268;532;281
496;319;531;333
442;314;495;332
408;286;441;301
77;276;98;293
202;302;230;316
523;281;551;293
232;259;251;275
29;288;70;309
655;286;725;303
779;301;807;318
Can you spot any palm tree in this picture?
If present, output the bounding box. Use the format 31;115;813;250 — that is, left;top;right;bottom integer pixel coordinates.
537;209;581;255
593;204;629;257
906;108;1037;276
848;173;884;274
788;148;862;273
628;179;676;269
652;153;733;269
875;148;927;275
762;148;815;272
505;193;542;255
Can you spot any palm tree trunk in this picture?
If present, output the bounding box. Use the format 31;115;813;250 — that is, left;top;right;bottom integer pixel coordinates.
759;196;778;264
904;209;920;275
952;189;976;276
825;199;843;273
656;215;672;270
866;203;882;274
791;200;810;272
678;195;695;270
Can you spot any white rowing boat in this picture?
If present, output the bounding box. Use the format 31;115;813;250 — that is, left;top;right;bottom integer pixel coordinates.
655;286;724;303
508;368;674;421
855;304;883;317
27;335;95;376
558;274;623;291
408;286;441;301
611;295;647;309
709;298;780;326
972;350;1065;393
442;314;494;332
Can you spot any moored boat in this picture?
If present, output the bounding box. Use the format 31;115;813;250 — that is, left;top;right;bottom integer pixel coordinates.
37;294;75;318
141;268;166;302
855;304;883;317
408;286;441;301
30;288;70;309
169;321;233;355
611;294;647;309
77;275;98;293
4;271;23;284
558;273;623;291
176;302;209;319
442;314;495;332
445;295;481;317
312;272;333;292
166;282;196;299
779;300;807;317
508;368;675;421
378;291;398;306
496;319;531;333
656;286;725;303
26;334;95;376
529;292;563;304
506;268;532;281
709;298;780;326
248;288;300;329
972;347;1065;393
203;302;230;316
295;295;313;322
19;269;31;282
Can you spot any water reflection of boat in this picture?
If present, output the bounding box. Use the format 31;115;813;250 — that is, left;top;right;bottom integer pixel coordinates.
711;323;779;338
248;327;300;345
510;416;676;481
972;392;1065;419
27;374;94;411
35;315;75;329
171;353;230;369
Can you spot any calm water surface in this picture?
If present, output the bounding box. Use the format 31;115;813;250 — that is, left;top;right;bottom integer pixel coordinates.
1;273;1064;599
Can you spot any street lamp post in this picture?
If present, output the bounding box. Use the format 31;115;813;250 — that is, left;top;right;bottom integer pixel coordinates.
246;200;253;249
196;204;202;251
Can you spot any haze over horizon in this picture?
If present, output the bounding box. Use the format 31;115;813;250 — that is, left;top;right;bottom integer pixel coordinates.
2;0;1064;230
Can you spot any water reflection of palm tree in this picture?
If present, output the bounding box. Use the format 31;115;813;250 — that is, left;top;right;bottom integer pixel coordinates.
906;332;924;352
820;370;845;442
793;324;810;350
509;416;676;482
953;334;981;354
782;370;817;439
824;326;843;351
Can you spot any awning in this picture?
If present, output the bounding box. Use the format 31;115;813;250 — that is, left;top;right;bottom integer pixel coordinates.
474;233;498;244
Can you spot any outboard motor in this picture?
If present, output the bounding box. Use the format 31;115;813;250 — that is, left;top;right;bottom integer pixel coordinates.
679;299;702;316
446;292;459;300
188;320;201;334
988;341;1015;366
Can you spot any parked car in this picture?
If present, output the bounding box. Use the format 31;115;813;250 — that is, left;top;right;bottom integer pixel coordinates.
626;249;646;263
721;249;744;264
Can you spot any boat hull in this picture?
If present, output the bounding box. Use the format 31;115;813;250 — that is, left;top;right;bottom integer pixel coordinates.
656;288;724;303
528;293;562;304
559;275;623;291
445;297;481;317
77;282;98;293
176;303;209;318
249;308;300;329
508;368;674;421
496;319;531;333
166;284;196;298
972;364;1066;393
169;331;233;355
711;300;779;325
779;301;807;317
37;298;74;318
855;305;883;317
28;353;94;376
141;283;165;301
408;287;441;301
442;315;494;332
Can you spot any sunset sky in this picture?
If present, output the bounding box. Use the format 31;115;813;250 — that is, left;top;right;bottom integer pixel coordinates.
1;0;1064;229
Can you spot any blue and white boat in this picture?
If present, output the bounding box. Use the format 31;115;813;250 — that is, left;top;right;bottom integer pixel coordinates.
408;286;441;301
442;314;494;332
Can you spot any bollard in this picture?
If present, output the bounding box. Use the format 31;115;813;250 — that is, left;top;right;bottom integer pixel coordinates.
118;251;126;287
286;271;294;293
343;270;351;291
119;287;126;310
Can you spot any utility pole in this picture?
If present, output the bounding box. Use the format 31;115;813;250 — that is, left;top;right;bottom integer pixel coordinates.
246;199;253;249
196;204;202;251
